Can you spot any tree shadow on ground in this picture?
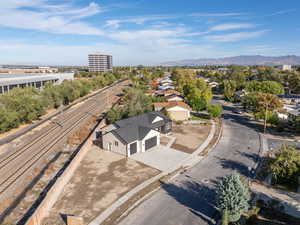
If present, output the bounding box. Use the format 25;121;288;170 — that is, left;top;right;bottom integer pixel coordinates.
222;105;297;139
236;151;260;164
215;156;252;178
221;110;263;133
160;180;220;225
253;191;300;225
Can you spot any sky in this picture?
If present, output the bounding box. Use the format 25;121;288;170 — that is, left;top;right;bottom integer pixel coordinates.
0;0;299;66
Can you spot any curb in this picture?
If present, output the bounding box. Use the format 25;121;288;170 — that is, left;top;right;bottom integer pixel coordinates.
253;133;268;180
89;119;223;225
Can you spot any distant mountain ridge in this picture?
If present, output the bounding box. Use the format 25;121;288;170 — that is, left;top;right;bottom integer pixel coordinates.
161;55;300;66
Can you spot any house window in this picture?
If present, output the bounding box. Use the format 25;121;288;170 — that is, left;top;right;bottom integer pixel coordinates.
115;141;118;146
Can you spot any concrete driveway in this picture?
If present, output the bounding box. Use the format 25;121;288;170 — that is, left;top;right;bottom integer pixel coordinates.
130;145;189;172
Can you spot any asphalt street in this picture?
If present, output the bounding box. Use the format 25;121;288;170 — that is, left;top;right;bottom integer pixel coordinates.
118;102;261;225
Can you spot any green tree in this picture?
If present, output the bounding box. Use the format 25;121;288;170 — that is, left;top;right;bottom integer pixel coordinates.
121;87;153;118
268;145;300;187
245;81;284;94
186;87;206;111
223;80;237;102
216;172;250;222
0;107;20;133
207;104;223;118
242;92;260;112
0;87;45;123
225;65;248;89
285;71;300;94
182;78;212;111
106;107;124;124
256;93;283;133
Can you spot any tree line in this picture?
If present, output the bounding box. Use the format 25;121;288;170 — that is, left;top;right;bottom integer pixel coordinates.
0;73;122;133
106;85;154;124
171;69;213;111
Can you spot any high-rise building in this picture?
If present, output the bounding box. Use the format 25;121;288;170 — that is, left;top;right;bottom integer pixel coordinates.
88;53;113;72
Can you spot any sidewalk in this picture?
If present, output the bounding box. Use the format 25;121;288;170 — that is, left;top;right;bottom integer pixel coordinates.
89;120;217;225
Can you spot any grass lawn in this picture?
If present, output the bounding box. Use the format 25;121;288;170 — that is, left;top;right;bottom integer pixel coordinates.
189;114;210;120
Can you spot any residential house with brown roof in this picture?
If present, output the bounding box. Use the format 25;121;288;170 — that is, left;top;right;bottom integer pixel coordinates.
153;101;191;121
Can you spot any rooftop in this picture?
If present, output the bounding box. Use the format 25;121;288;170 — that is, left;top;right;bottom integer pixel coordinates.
154;101;191;111
0;73;73;86
112;111;171;144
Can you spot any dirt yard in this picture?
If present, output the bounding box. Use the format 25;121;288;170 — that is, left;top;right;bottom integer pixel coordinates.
42;147;160;225
171;123;211;154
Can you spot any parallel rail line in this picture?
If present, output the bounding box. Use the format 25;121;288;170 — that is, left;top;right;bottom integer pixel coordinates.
0;102;102;195
0;80;126;200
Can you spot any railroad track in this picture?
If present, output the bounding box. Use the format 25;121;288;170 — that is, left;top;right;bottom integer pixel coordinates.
0;80;127;200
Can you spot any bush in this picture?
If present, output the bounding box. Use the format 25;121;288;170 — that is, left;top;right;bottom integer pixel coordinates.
268;145;300;188
207;104;223;118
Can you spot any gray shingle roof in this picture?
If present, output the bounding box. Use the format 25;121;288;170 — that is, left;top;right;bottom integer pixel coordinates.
112;125;152;144
111;111;170;144
114;111;170;129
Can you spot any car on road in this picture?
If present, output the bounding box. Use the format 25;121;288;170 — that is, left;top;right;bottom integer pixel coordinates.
233;108;243;114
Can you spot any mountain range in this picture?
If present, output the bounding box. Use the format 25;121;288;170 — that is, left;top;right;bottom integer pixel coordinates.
161;55;300;66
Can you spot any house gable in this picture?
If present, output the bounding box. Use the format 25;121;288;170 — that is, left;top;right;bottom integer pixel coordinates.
152;116;163;123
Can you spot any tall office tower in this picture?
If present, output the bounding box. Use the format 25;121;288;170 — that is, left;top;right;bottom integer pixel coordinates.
88;53;113;72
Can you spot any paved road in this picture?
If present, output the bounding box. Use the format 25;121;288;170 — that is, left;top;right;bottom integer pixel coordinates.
118;102;261;225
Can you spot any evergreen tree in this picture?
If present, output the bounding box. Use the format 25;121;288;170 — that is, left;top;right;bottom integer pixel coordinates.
216;172;250;222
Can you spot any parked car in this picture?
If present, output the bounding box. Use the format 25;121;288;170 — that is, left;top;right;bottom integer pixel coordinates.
233;108;243;114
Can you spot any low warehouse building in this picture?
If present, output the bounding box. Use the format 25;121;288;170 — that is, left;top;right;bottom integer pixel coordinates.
0;73;74;94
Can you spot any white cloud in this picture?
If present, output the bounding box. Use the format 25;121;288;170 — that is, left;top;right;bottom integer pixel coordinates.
190;12;244;17
53;2;103;19
104;15;179;29
0;1;104;35
210;23;255;31
0;40;216;66
204;30;269;42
